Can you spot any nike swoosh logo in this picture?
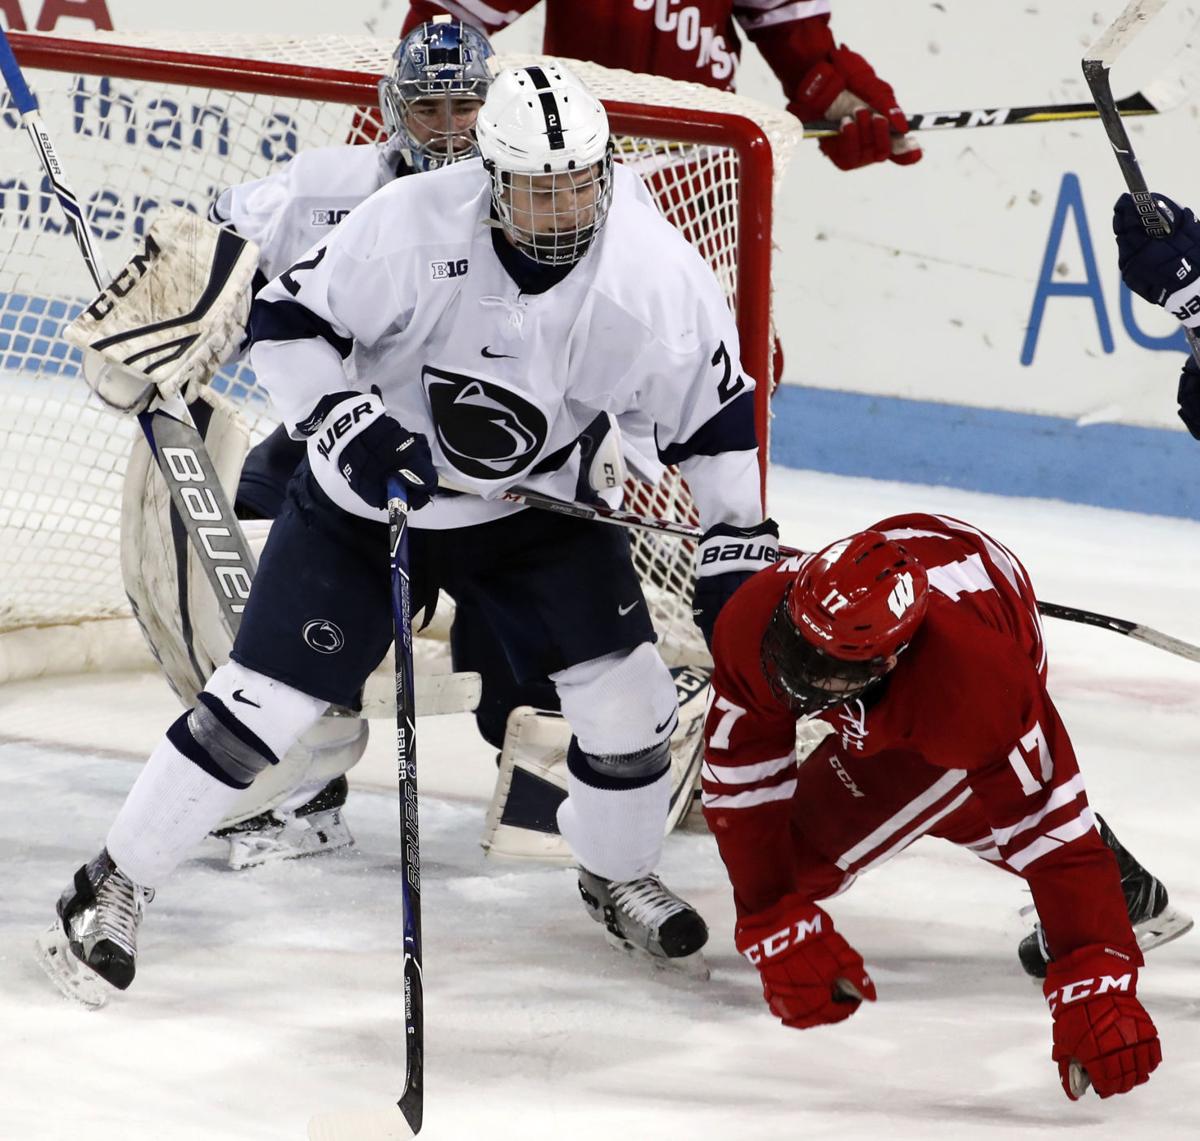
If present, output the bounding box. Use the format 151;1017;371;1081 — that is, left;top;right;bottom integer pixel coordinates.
654;712;678;736
231;689;262;708
618;601;638;616
481;346;517;359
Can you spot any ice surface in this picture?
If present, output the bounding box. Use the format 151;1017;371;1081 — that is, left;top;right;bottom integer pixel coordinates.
2;468;1198;1140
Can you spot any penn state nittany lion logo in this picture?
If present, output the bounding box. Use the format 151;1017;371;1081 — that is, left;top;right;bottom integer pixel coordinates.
422;366;548;480
302;619;345;655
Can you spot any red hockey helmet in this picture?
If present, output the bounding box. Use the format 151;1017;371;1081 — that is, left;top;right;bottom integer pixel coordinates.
761;530;929;714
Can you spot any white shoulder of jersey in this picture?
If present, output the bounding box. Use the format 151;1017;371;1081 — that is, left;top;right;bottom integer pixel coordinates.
213;144;390;230
275;142;394;197
595;170;739;359
612;160;660;214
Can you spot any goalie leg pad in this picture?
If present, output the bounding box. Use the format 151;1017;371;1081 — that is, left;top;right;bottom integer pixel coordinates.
122;384;251;708
481;665;712;864
218;713;368;830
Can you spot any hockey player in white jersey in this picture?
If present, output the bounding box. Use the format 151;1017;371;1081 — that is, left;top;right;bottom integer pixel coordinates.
38;62;777;1005
118;18;496;870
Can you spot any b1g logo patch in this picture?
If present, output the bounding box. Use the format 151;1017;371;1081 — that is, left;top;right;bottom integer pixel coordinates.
422;366;547;480
430;258;469;280
312;208;352;226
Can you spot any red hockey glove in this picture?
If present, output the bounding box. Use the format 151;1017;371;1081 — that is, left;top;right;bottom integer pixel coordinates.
789;44;921;171
735;895;876;1029
1044;944;1160;1100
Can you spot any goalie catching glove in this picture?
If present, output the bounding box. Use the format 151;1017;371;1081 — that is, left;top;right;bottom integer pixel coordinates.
303;389;437;517
736;894;876;1029
1044;943;1160;1101
64;206;259;413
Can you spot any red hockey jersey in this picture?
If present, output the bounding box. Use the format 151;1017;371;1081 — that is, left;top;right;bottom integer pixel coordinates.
403;0;838;96
703;512;1135;961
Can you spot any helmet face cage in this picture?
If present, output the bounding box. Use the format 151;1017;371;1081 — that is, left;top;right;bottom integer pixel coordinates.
761;589;895;717
487;145;614;266
378;20;493;172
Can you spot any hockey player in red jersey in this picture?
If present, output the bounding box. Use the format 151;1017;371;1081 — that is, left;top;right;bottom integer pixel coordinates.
402;0;922;171
703;514;1165;1101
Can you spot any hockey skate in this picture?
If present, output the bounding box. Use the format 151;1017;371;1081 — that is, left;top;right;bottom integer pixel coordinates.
1018;815;1193;979
34;849;154;1009
577;867;710;978
213;776;354;870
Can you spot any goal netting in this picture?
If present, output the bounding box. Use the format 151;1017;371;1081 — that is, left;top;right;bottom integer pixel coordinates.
0;30;798;684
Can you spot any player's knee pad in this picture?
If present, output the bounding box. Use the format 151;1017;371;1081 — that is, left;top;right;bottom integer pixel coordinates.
169;662;328;789
567;736;670;786
551;642;678;763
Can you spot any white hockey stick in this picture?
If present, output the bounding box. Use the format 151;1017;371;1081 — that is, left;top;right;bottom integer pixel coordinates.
1082;0;1200;370
0;27;256;638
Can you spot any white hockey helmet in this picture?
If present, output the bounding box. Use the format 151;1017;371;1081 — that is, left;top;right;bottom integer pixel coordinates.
476;62;615;266
378;17;494;173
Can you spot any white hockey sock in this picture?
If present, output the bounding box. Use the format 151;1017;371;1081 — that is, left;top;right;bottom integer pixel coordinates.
106;735;246;888
556;766;671;883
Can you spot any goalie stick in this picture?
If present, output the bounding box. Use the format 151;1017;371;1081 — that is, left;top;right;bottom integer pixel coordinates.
1081;0;1200;368
493;485;1200;666
0;27;256;639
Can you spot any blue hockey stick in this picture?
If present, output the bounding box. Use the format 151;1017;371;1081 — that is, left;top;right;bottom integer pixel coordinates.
387;476;423;1135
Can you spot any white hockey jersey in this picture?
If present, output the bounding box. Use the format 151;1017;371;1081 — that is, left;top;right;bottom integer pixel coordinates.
210;143;402;281
248;158;763;532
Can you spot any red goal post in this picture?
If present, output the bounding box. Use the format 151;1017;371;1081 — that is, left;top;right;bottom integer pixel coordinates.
0;31;799;680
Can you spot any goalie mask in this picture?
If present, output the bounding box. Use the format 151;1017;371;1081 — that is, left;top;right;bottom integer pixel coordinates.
378;18;494;173
476;63;615;266
761;531;930;716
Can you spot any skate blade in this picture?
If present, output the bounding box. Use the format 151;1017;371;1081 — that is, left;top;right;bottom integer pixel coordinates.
1135;905;1193;954
33;923;111;1010
602;929;711;981
227;818;354;870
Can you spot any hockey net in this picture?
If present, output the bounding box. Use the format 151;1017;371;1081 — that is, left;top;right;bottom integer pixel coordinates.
0;31;798;684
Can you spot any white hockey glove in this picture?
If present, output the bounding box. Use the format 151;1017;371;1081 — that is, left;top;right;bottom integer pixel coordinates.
64;206;259;414
692;519;779;648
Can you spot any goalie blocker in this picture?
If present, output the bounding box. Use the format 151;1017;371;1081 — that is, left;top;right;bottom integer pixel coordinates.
482;664;712;861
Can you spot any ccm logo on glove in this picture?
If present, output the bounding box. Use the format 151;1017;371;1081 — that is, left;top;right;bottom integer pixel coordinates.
1046;971;1133;1012
740;912;825;965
